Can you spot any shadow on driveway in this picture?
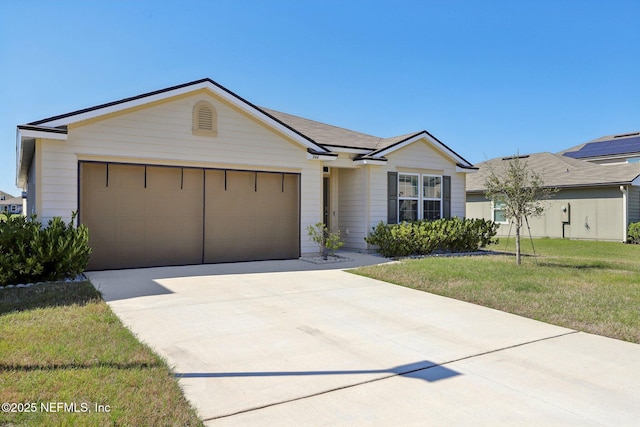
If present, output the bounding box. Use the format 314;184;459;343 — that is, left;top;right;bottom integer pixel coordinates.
86;251;390;301
175;360;460;383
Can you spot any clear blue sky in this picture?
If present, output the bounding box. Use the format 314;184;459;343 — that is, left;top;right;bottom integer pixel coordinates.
1;0;639;195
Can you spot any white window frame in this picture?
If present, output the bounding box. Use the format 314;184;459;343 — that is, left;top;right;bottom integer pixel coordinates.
398;173;420;222
422;174;442;220
397;173;443;221
492;201;508;224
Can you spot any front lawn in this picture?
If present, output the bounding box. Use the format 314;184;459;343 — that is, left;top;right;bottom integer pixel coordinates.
353;238;640;343
0;281;203;426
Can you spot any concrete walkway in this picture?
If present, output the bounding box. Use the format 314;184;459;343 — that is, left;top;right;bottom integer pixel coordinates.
86;252;640;426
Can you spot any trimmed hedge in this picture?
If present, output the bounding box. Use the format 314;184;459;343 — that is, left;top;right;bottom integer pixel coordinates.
0;213;91;286
628;222;640;244
364;218;499;258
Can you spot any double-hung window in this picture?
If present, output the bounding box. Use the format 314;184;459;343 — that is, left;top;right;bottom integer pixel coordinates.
423;175;442;220
398;173;419;221
397;173;443;221
492;201;508;223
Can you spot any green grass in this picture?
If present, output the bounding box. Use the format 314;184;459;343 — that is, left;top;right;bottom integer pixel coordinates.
0;281;203;426
353;238;640;343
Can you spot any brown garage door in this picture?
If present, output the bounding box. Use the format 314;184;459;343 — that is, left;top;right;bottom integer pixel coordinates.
80;162;300;270
204;170;300;263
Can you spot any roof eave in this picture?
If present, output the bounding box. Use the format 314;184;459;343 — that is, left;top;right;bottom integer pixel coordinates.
373;131;474;168
468;181;639;193
456;163;479;173
27;78;330;155
16;126;68;188
352;156;388;165
306;149;338;161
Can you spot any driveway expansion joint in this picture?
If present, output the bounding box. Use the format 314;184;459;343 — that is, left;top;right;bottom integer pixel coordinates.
202;330;580;422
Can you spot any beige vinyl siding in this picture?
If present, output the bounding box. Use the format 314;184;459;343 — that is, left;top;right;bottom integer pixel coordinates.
300;165;323;254
337;167;369;250
368;166;388;227
26;149;37;216
467;187;626;241
35;92;321;254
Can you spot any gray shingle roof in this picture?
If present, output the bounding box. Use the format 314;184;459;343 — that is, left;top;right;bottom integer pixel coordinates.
263;108;424;151
467;152;640;193
262;108;382;149
0;197;22;206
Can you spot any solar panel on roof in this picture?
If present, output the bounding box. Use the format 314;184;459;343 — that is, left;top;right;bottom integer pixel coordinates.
563;136;640;159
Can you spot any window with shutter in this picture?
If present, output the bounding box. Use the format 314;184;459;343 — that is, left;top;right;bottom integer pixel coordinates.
392;173;451;221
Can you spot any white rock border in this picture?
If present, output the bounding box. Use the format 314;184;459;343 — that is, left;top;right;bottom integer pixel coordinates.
300;254;354;265
0;274;87;291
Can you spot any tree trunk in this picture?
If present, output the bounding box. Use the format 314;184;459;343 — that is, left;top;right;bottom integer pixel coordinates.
515;219;522;265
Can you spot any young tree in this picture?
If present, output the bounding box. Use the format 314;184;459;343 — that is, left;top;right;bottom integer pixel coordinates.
484;155;555;265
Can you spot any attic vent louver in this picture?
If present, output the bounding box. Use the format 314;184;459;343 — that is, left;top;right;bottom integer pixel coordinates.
192;101;217;137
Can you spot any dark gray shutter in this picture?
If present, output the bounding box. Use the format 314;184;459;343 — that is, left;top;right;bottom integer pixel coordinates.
387;172;398;224
442;175;451;218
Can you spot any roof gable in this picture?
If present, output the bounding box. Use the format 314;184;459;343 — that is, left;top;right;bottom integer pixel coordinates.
371;131;476;170
25;78;330;154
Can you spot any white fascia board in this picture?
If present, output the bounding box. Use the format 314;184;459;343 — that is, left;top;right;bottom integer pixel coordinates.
18;128;68;141
16;130;24;188
376;132;471;166
35;81;213;128
352;158;387;166
322;145;372;155
36;81;327;153
456;166;478;173
307;152;338;161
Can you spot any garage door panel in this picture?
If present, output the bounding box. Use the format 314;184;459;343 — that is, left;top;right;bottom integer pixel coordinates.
82;162;299;269
119;217;146;243
139;166;203;267
109;164;144;189
226;170;255;192
114;243;147;269
146;166;181;190
204;171;299;263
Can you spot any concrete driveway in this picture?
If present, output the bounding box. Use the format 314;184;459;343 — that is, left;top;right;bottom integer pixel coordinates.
86;253;640;426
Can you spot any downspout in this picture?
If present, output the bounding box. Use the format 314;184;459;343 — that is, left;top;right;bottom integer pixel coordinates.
620;185;628;243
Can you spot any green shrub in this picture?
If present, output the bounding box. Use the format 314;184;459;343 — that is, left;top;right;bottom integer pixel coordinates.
0;213;91;286
628;222;640;244
307;222;344;258
364;218;498;258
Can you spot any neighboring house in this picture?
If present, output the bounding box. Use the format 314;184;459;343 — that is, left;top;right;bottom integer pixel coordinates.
0;191;22;215
16;78;476;270
466;152;640;242
561;131;640;165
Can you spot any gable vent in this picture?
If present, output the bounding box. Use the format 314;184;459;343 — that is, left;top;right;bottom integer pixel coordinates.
192;101;217;137
198;107;213;130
